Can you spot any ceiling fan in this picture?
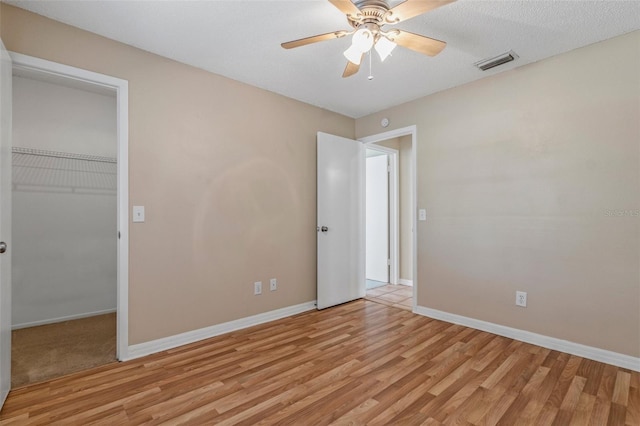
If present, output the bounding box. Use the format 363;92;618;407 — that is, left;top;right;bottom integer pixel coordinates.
281;0;456;78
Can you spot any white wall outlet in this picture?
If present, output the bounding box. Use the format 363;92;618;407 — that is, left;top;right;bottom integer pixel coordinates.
132;206;145;223
270;278;277;291
254;281;262;295
516;291;527;307
418;209;427;221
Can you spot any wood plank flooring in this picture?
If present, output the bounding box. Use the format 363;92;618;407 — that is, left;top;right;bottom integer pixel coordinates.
1;300;638;425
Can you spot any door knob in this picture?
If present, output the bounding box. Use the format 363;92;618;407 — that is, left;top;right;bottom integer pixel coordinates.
321;226;329;232
0;242;6;254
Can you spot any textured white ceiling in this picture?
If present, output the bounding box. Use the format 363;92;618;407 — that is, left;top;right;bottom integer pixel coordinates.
6;0;640;118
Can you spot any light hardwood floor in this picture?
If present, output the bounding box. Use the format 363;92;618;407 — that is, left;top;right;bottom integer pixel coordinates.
0;300;638;425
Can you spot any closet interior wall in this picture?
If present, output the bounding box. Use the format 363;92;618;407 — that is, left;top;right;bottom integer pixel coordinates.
11;74;117;329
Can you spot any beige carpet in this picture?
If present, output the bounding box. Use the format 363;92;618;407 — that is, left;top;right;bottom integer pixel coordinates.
11;313;117;388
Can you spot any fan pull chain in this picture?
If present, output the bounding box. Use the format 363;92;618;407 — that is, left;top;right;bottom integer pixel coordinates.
368;52;374;81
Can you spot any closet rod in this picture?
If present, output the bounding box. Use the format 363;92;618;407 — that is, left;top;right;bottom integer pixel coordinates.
12;147;116;164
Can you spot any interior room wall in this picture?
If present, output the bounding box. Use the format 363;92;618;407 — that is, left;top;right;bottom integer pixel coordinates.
356;30;640;357
12;76;116;156
376;138;399;151
1;4;354;344
11;75;117;328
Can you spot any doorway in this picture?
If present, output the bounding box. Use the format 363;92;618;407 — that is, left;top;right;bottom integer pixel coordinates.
365;147;392;289
5;53;129;389
315;128;416;312
11;72;117;387
360;127;416;311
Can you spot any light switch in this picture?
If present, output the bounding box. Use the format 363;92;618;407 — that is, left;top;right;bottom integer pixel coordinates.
418;209;427;221
133;206;145;223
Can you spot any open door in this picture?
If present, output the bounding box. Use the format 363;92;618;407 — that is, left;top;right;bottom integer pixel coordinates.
0;39;13;406
365;153;390;283
317;132;364;310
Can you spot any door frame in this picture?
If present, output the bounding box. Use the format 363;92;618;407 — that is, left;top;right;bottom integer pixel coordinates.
364;144;399;285
359;125;417;310
10;52;130;360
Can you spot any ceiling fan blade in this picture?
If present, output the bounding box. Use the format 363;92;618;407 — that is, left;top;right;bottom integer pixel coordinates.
386;0;456;23
281;30;349;49
342;57;362;78
391;30;446;57
328;0;362;17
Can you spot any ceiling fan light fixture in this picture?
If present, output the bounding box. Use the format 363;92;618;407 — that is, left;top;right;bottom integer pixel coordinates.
343;27;374;65
344;44;364;65
282;0;458;78
374;36;396;62
351;27;374;52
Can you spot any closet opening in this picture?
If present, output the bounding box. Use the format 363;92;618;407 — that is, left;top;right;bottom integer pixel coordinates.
10;63;121;388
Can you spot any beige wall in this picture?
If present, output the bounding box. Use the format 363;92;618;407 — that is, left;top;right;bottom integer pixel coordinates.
1;4;354;344
376;138;400;151
357;31;640;357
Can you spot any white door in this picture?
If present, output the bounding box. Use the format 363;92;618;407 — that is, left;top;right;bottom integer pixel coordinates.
317;132;364;310
0;39;13;406
365;154;389;283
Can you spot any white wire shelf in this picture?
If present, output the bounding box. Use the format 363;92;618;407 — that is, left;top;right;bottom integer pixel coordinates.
12;147;117;192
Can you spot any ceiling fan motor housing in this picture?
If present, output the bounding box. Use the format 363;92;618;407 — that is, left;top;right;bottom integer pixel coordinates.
349;0;391;28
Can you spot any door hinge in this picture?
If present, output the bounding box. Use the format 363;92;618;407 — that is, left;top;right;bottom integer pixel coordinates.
387;259;391;266
118;231;121;239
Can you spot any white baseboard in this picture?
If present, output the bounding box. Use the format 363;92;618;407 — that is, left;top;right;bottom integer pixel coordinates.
124;301;317;361
12;308;117;330
414;305;640;372
398;279;413;287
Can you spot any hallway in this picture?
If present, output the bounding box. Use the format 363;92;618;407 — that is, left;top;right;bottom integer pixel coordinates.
364;284;413;311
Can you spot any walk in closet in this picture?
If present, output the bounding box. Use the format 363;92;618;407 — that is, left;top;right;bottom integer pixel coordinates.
11;73;117;387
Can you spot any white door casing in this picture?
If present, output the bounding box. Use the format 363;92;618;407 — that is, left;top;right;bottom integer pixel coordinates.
365;154;389;283
359;126;417;310
9;53;130;361
317;132;364;310
0;38;13;407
